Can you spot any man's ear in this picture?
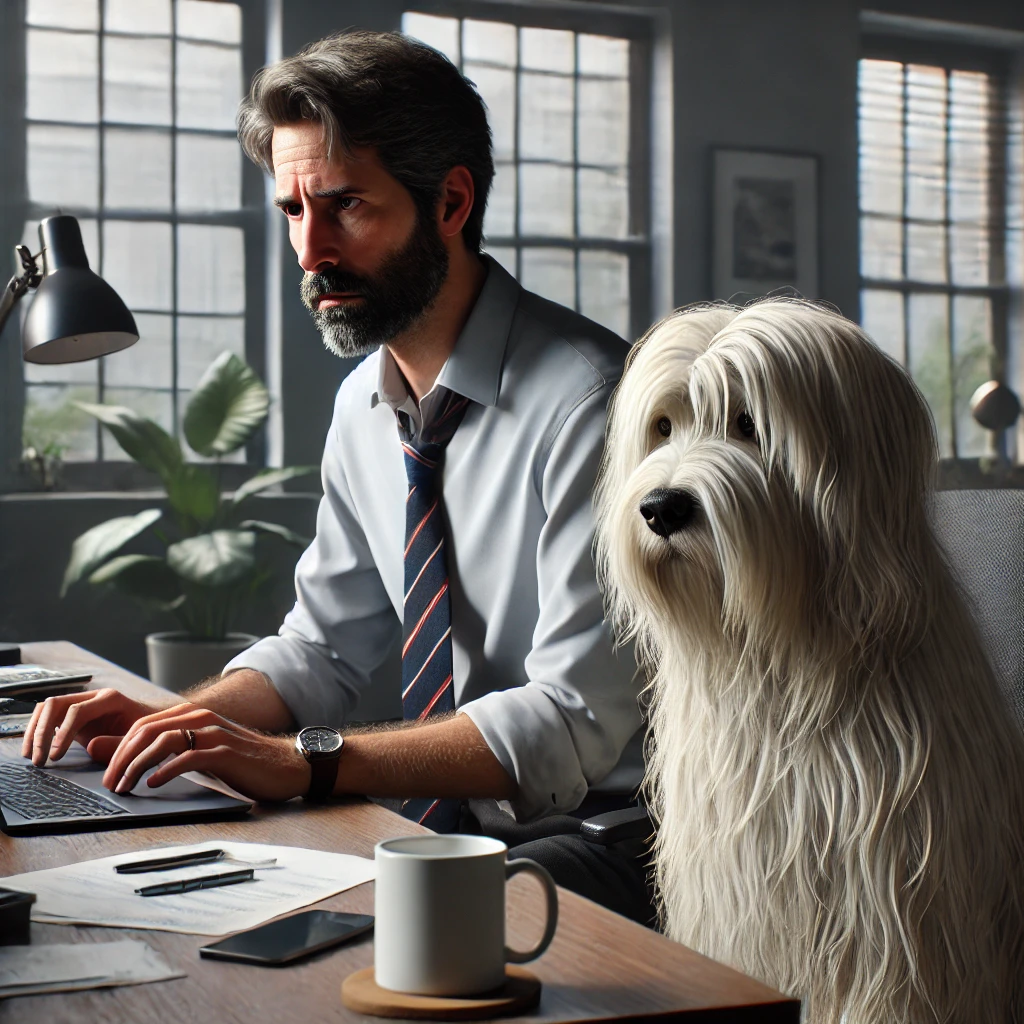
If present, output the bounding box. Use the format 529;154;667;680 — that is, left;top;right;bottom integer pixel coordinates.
436;165;475;241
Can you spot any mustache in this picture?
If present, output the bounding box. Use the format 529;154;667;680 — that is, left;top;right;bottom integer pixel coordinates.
301;268;372;306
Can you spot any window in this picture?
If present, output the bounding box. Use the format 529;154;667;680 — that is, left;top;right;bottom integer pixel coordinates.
858;46;1023;458
402;10;651;341
21;0;249;466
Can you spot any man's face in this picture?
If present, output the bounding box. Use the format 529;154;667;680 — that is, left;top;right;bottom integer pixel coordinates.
272;121;449;358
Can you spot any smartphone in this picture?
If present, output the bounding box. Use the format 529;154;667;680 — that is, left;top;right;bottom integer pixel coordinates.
198;910;374;966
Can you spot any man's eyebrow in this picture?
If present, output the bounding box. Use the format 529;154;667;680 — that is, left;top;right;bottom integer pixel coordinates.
274;186;367;208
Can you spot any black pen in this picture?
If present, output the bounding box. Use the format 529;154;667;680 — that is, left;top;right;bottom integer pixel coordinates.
116;849;226;874
135;868;255;897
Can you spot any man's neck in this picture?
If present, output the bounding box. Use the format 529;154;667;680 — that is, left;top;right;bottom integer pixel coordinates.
387;246;487;403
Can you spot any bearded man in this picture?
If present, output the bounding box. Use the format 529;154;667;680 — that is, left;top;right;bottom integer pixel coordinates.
24;30;648;922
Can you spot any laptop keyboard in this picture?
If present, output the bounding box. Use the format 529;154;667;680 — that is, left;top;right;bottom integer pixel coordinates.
0;762;128;820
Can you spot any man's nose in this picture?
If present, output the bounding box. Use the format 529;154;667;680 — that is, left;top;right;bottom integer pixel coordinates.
295;209;343;274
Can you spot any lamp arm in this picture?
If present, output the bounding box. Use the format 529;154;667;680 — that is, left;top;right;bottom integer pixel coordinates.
0;246;43;338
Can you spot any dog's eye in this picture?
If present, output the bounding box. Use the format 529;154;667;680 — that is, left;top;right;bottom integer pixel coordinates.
736;411;756;439
656;417;672;438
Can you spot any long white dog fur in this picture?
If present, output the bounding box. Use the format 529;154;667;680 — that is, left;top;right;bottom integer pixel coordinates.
595;298;1024;1023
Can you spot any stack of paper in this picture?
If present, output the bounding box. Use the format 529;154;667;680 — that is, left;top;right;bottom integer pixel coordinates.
0;940;183;999
1;841;376;936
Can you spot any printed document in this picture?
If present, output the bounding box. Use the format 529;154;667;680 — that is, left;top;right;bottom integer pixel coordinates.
1;840;375;936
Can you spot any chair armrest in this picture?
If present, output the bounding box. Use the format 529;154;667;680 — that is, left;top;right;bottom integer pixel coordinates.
579;806;652;846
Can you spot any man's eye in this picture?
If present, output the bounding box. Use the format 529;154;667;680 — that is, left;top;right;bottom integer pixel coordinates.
338;196;361;211
737;411;756;439
282;203;302;217
656;417;672;437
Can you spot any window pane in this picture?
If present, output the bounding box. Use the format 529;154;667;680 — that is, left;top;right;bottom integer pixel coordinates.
28;125;99;209
952;295;993;458
103;36;172;125
907;292;952;456
402;13;459;65
579;250;629;338
463;20;515;66
906;221;947;282
519;164;573;236
103;220;173;310
906;64;947;221
24;350;98;385
27;30;99;124
521;248;575;308
519;72;574;162
860;288;904;363
23;384;98;461
578;35;629;77
104;388;173;460
577;78;629;166
176;0;241;43
520;28;574;73
177;225;245;314
484;163;516;238
104;313;172;388
177;315;245;389
104;0;170;34
27;0;97;30
949;71;990;224
176;41;242;131
950;223;990;285
466;64;515;162
104;128;172;210
578;167;628;239
176;133;242;212
858;59;904;216
485;246;516;277
860;215;902;279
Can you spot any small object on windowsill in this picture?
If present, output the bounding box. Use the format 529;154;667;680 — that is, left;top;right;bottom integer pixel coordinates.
0;646;20;668
0;889;36;946
971;380;1021;471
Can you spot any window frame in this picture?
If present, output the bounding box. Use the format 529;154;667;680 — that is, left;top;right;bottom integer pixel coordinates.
403;0;656;343
858;32;1016;460
15;0;267;492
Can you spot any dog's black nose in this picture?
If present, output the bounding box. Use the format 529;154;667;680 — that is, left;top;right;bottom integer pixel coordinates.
639;489;697;537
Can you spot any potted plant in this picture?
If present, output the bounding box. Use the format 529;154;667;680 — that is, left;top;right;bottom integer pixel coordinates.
60;352;317;692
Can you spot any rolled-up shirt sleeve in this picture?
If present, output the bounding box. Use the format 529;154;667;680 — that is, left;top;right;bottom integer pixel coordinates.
459;382;641;822
223;400;400;727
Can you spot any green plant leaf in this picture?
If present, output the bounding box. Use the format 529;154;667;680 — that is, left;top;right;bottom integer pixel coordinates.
183;353;270;457
88;554;183;607
77;403;182;479
166;463;220;526
239;519;312;549
166;529;256;587
61;508;162;597
230;466;319;506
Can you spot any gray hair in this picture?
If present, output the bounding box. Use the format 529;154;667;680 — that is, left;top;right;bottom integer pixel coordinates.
237;31;494;252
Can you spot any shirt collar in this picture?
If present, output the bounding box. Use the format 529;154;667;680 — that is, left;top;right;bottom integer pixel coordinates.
370;254;520;412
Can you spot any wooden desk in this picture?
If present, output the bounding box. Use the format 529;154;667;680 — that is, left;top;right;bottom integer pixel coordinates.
0;642;800;1023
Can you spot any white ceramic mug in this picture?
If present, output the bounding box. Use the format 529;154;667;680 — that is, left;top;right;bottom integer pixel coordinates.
373;834;558;996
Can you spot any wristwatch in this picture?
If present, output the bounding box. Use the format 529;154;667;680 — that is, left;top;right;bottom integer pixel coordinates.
294;727;344;802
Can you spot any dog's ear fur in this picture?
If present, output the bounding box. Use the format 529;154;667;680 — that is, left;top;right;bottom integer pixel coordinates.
701;299;939;645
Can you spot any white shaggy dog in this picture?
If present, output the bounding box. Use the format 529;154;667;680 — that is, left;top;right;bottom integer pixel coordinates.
595;298;1024;1024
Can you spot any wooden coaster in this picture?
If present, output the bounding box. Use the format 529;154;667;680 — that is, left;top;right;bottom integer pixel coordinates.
341;966;541;1020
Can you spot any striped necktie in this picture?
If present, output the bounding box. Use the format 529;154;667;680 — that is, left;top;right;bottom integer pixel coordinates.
399;390;470;832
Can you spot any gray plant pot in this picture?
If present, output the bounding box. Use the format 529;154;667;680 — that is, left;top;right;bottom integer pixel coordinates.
145;631;259;693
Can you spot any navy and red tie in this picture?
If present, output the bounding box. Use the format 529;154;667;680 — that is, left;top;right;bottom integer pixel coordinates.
399;390;470;832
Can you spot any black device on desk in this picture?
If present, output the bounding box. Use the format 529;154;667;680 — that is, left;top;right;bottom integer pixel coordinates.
199;910;374;966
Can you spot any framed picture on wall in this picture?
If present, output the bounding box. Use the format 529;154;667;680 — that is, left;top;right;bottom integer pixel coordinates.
712;148;819;301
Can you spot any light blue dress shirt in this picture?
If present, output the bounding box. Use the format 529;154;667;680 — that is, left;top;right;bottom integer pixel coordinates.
224;258;641;821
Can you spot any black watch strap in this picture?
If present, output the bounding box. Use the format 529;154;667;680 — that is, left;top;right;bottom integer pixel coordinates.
306;754;340;803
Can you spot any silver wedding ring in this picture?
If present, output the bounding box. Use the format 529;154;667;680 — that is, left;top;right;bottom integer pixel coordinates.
183;728;196;751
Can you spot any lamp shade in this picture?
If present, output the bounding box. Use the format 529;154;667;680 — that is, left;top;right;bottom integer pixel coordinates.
22;215;138;364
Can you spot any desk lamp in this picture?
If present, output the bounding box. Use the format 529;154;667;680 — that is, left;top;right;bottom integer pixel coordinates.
0;214;138;363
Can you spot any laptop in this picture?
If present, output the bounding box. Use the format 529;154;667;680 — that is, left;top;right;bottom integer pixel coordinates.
0;744;252;836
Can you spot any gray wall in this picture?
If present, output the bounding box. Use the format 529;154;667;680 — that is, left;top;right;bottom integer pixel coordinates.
2;0;1021;686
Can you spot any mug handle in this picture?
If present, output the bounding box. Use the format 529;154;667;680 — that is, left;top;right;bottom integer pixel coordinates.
504;857;559;964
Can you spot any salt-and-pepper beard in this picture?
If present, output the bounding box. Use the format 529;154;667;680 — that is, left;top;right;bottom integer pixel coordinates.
300;207;450;359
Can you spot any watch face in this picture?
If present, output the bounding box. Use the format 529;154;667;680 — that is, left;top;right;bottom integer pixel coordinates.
300;727;342;756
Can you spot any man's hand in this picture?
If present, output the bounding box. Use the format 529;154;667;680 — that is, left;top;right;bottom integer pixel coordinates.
21;689;171;767
101;704;310;803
